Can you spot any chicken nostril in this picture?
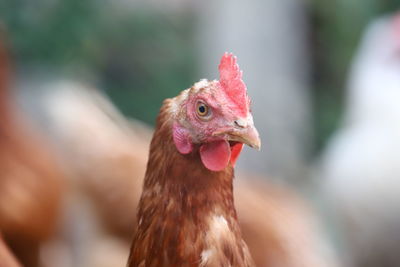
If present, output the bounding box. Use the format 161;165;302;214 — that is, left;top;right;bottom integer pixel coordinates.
234;119;247;128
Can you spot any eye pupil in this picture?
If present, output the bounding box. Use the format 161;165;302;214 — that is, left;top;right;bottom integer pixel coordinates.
199;105;206;114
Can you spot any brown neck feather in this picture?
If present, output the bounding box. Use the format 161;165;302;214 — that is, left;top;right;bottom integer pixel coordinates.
128;99;254;267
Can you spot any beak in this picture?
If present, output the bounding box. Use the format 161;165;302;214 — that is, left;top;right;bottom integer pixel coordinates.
228;123;261;150
213;118;261;150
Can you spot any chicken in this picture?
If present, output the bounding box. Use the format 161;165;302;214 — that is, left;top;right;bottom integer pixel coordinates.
128;53;260;266
320;14;400;267
0;34;64;266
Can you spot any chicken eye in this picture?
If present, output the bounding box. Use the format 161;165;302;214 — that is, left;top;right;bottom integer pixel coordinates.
196;101;210;118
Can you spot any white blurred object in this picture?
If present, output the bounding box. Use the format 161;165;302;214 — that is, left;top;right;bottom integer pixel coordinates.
320;14;400;267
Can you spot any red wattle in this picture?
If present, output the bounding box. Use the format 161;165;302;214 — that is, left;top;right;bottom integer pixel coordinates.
200;140;231;171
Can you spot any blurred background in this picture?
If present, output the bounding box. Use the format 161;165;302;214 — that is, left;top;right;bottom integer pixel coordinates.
0;0;400;266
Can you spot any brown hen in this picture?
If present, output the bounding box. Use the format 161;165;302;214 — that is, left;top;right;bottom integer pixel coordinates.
128;53;260;266
0;34;64;267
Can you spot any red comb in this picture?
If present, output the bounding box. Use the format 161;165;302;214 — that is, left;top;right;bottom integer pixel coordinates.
218;52;249;117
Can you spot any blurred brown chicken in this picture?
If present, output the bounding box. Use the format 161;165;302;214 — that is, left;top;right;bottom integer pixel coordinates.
21;81;338;267
235;177;338;267
0;35;64;266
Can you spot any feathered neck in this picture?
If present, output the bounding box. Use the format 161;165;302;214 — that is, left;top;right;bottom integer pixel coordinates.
128;98;254;267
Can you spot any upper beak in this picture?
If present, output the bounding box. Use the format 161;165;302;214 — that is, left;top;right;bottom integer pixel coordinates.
213;118;261;150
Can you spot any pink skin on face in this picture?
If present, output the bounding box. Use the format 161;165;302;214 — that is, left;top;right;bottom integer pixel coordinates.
173;84;248;171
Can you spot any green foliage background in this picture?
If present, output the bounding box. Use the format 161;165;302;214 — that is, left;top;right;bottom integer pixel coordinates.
0;0;197;124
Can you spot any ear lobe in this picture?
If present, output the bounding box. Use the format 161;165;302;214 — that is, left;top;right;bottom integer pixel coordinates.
172;122;193;154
